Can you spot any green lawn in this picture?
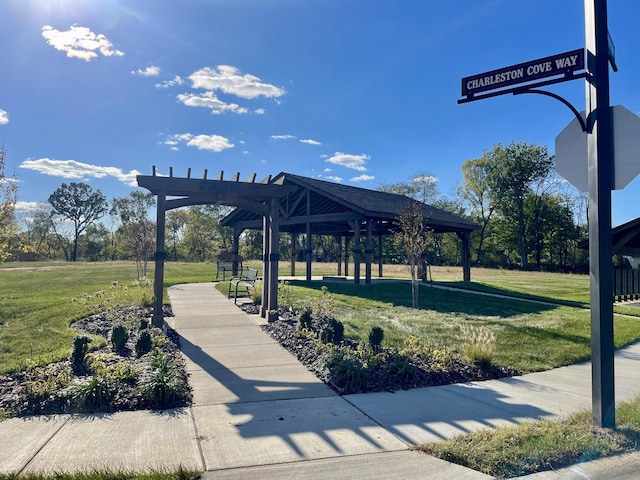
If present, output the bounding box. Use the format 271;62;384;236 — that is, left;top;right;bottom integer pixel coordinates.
268;279;640;373
3;261;640;376
417;394;640;478
0;262;214;374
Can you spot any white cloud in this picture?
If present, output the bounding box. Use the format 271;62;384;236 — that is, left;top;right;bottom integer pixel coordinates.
20;158;140;186
155;75;183;88
189;65;285;99
133;66;160;77
300;139;321;145
350;174;375;182
271;134;296;140
254;108;266;115
41;25;124;61
412;174;437;184
324;176;343;183
0;109;8;125
15;201;43;213
166;133;234;152
177;92;248;115
326;152;369;172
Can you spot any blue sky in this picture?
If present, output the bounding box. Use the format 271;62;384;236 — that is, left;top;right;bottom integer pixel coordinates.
1;0;639;227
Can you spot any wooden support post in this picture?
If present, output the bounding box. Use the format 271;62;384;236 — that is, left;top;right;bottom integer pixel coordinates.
306;222;312;281
344;237;350;277
152;192;166;327
365;220;373;284
378;234;383;278
337;236;343;276
267;197;280;322
232;228;242;276
457;231;472;282
290;232;297;276
353;220;361;285
261;214;270;319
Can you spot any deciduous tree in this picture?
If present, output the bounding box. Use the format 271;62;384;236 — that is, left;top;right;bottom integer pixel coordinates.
393;201;432;308
111;191;155;279
48;182;107;261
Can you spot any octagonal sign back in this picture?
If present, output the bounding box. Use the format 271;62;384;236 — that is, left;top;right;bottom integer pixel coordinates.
555;105;640;192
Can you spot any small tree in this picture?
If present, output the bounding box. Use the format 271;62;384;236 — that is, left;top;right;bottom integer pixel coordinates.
111;191;155;280
393;201;432;308
0;145;18;262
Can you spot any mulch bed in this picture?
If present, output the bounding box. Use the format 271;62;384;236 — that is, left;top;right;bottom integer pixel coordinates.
0;306;190;417
241;304;521;395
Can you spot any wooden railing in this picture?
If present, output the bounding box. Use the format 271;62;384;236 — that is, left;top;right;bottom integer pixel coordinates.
614;269;640;302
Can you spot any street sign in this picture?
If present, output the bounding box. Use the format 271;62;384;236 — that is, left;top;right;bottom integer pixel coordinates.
461;49;584;99
555;105;640;192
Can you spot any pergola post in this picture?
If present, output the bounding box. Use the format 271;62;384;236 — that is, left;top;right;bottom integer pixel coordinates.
337;235;343;276
152;192;167;328
261;214;270;318
457;231;472;282
378;234;384;278
232;227;242;276
353;220;361;284
290;232;297;276
306;222;312;281
267;197;280;321
344;236;350;277
365;220;373;284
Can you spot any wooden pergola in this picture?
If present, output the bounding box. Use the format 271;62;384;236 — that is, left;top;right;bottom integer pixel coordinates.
221;172;479;284
137;168;296;326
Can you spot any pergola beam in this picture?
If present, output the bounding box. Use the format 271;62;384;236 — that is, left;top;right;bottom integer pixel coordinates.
138;169;295;327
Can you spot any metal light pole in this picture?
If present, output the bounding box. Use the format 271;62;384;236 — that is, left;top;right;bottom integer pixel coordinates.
585;0;615;429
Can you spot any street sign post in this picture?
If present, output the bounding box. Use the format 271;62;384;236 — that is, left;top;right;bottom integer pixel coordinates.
459;0;618;429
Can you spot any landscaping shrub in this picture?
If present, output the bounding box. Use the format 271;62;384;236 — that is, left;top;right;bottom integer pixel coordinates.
328;318;344;343
140;353;190;408
136;330;153;357
320;325;335;344
75;376;114;412
70;335;92;372
111;324;129;352
313;285;336;320
321;347;368;392
22;364;72;412
368;326;384;348
298;307;313;330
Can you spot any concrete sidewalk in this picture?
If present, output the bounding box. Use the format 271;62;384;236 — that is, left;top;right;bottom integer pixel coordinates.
2;282;640;479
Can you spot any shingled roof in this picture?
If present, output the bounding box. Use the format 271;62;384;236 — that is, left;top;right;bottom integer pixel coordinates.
221;172;478;235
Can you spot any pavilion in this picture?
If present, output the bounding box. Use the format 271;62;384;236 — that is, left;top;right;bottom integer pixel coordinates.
138;169;479;326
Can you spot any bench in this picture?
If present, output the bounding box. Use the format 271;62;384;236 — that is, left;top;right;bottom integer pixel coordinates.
216;252;244;282
216;260;242;282
228;268;259;303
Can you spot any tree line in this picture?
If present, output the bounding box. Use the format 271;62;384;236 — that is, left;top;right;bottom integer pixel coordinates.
2;141;591;272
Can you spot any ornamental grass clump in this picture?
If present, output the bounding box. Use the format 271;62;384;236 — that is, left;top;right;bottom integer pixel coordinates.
321;346;368;393
460;324;496;367
140;352;190;409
